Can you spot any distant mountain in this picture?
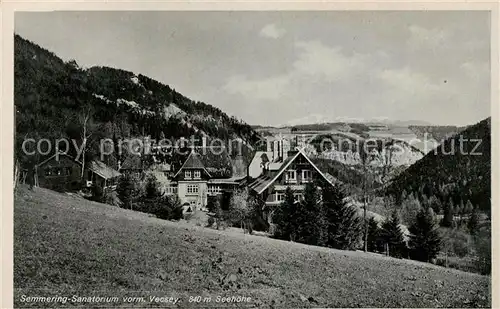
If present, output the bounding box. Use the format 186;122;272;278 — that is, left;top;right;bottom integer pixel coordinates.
387;118;491;214
15;34;259;168
279;115;434;128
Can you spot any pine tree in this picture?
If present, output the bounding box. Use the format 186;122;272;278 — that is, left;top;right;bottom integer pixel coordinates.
294;182;323;246
117;174;135;209
441;199;454;227
145;175;161;199
367;217;382;252
428;195;442;214
465;200;474;214
321;184;363;250
380;210;406;258
401;195;422;226
409;207;441;262
467;207;480;235
272;187;296;241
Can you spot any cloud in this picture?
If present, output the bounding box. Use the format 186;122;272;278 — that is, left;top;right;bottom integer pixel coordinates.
223;74;291;100
293;40;366;81
407;24;449;49
377;67;440;95
223;40;372;103
259;24;286;39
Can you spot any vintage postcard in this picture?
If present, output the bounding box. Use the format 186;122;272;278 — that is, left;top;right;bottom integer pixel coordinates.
2;2;497;308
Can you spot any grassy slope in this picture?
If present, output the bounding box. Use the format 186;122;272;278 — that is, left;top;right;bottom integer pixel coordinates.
14;187;490;308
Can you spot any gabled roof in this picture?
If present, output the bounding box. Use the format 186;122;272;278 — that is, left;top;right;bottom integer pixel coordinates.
36;151;78;168
248;148;335;195
173;150;212;178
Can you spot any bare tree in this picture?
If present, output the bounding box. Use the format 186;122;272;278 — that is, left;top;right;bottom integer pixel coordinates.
77;106;98;180
359;140;376;252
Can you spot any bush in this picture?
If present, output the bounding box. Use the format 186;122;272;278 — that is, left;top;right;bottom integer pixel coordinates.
91;185;104;202
473;225;491;275
440;227;472;258
153;195;183;221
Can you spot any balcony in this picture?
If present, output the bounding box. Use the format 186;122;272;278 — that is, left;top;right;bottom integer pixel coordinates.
273;184;305;191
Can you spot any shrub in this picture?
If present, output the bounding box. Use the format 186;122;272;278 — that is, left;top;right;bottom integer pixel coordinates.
91;185;104;202
440;227;473;258
154;195;183;221
473;225;491;275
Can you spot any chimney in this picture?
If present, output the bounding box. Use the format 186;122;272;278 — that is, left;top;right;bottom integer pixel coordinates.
231;154;246;178
273;140;279;162
282;139;290;160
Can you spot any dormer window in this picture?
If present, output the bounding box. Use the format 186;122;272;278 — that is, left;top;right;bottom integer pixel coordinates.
285;170;296;183
185;170;192;179
194;170;201;179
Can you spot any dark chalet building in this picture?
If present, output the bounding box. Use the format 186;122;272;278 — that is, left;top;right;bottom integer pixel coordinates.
248;139;336;223
35;152;121;192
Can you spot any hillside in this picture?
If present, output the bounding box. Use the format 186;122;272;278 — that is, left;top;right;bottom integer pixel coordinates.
14;34;259;170
387;118;491;214
14;186;490;308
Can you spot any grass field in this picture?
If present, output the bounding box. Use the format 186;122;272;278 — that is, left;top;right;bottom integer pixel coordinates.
14;186;490;308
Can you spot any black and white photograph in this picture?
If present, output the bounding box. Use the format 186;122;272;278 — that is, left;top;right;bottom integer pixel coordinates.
8;6;494;308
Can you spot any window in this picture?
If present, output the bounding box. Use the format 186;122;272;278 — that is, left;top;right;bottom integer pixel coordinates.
302;170;313;182
185;170;192;179
208;185;221;194
294;193;303;202
187;184;199;194
285;170;296;183
276;193;285;202
194;170;201;179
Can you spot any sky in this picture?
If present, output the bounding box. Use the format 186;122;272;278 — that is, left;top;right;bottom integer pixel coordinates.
15;11;491;127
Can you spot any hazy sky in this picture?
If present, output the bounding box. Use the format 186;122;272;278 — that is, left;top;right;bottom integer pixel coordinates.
15;11;490;126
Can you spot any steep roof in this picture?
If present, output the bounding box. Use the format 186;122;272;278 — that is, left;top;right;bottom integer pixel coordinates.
248;148;334;194
173;150;211;178
36;152;78;168
173;147;234;179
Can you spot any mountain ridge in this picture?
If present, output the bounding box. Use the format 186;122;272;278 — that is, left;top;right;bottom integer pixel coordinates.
14;34;259;169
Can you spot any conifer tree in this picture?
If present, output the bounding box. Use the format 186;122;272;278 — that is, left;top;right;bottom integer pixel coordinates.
117;173;135;209
441;199;454;227
467;207;480;235
367;217;382;252
428;195;442;214
380;210;406;258
272;187;296;241
294;182;323;246
321;183;362;250
409;207;441;262
465;200;474;214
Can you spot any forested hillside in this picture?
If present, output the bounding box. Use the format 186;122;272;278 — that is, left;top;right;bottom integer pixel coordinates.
387;118;491;214
14;35;259;169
